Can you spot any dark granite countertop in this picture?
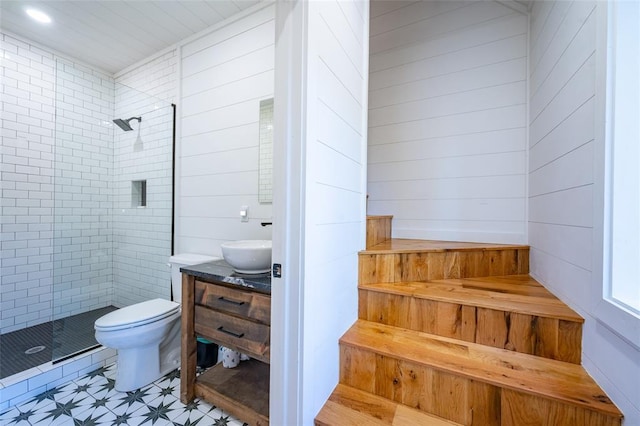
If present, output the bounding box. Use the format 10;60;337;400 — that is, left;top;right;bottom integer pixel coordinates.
180;259;271;294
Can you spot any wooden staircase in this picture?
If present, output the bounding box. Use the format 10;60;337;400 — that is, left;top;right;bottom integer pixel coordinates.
315;216;623;426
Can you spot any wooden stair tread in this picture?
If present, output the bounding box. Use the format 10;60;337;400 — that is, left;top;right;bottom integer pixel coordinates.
363;238;529;254
341;320;622;419
434;275;552;297
360;275;583;322
316;384;461;426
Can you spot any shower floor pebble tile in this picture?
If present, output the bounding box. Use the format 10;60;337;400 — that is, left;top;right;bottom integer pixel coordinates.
0;364;248;426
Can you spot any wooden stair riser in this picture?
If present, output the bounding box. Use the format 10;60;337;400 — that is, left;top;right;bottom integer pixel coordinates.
315;231;622;426
501;390;620;426
358;289;582;364
359;249;530;285
315;384;462;425
340;344;619;426
340;344;500;425
366;215;393;249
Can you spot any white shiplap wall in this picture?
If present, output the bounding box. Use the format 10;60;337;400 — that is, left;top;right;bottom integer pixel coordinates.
367;1;528;244
528;1;640;423
299;1;369;423
177;4;274;257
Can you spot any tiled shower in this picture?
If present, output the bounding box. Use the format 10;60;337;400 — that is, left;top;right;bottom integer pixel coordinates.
1;32;175;387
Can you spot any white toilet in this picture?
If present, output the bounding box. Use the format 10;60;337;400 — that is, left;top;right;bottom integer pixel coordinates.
94;253;218;392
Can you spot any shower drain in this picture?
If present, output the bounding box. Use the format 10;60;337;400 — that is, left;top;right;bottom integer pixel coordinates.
24;345;46;355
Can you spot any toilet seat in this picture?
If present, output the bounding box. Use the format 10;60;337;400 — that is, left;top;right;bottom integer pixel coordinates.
95;298;180;331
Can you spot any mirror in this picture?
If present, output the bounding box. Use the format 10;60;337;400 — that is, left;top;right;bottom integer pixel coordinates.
258;98;274;204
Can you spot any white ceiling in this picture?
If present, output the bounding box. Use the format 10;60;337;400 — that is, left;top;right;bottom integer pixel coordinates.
0;1;260;74
1;0;534;75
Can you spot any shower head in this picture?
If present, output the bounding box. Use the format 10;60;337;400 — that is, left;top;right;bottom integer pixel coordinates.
113;116;141;131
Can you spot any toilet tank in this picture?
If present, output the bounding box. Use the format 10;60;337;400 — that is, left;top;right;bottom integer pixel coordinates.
169;254;219;303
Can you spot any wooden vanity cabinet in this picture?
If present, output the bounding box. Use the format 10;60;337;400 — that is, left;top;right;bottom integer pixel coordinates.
181;273;271;426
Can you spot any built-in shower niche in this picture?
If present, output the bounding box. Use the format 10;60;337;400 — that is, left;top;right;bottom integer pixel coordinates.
132;180;147;208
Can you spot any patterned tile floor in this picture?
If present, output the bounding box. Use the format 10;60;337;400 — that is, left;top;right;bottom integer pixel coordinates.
0;364;247;426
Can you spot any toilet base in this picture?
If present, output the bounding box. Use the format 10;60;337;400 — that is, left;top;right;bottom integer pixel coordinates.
113;345;181;392
115;344;161;392
105;315;182;392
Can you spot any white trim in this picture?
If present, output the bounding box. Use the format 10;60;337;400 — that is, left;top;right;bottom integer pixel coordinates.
270;0;307;424
592;0;640;350
524;7;531;246
361;2;371;233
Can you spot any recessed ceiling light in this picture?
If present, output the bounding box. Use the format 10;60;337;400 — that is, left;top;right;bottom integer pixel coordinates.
26;8;52;24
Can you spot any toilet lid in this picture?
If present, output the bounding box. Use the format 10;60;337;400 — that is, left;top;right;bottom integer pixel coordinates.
95;299;180;331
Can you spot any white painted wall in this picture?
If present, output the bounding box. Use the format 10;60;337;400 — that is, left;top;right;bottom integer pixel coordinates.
367;1;528;244
177;4;275;257
528;1;640;423
271;0;369;423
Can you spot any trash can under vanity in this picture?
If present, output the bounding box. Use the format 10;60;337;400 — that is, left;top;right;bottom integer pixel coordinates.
196;337;218;368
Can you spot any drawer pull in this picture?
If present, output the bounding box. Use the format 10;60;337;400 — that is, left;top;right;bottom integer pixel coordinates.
217;326;245;338
218;296;245;306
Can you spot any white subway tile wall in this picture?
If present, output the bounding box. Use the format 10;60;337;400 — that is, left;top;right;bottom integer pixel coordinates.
116;50;177;102
1;32;178;411
1;32;180;331
2;33;59;333
52;57;115;320
112;50;178;306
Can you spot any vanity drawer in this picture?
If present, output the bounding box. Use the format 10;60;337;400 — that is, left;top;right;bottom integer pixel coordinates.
194;280;270;325
194;305;270;363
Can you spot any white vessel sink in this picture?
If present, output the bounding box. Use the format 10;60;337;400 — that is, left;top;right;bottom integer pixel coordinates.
221;240;272;274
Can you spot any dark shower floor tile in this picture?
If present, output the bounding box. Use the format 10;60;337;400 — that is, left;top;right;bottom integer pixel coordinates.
0;306;118;379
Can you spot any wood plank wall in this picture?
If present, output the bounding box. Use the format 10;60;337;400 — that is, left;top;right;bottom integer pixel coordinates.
528;1;639;422
178;4;275;256
297;1;370;424
367;1;528;244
